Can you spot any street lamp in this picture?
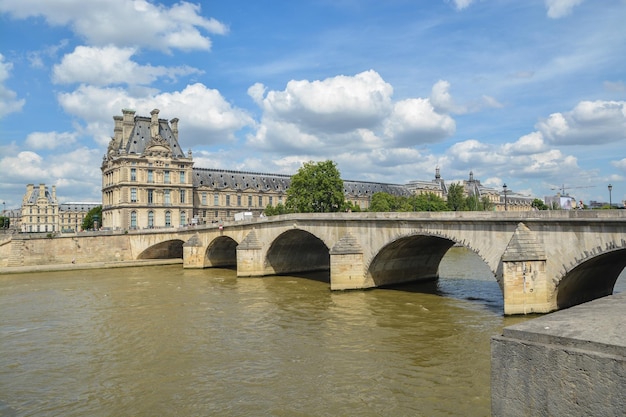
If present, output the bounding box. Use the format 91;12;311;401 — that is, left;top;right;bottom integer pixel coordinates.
503;184;508;211
608;184;612;209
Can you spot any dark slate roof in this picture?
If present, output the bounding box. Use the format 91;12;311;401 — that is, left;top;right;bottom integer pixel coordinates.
192;167;410;197
124;116;185;158
59;203;100;212
26;188;54;204
193;168;291;192
344;180;412;197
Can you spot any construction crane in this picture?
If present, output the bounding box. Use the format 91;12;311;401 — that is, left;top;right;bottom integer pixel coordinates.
550;184;595;196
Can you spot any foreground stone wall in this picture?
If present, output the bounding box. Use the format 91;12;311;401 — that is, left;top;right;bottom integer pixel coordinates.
491;292;626;416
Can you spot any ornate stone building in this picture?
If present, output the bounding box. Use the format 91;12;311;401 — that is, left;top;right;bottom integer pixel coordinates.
101;109;194;230
101;109;413;230
20;184;59;233
100;109;534;230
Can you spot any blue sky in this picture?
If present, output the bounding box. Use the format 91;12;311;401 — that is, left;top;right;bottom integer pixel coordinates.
1;0;625;209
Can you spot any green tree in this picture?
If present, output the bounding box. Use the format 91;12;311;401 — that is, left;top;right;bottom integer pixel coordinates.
82;206;102;230
446;183;466;211
481;196;494;211
264;203;292;216
0;215;9;229
531;198;549;210
408;192;448;212
286;160;344;213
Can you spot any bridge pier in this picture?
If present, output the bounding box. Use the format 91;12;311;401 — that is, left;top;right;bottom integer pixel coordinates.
182;234;205;269
236;230;265;277
329;233;372;290
501;223;554;315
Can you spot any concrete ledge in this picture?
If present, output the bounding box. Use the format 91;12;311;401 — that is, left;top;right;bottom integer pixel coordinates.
0;258;182;275
491;292;626;417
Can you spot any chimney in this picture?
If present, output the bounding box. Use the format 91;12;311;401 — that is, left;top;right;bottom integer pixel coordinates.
39;184;45;201
24;184;34;203
51;185;57;201
170;117;179;141
122;108;135;145
150;108;160;138
113;115;123;142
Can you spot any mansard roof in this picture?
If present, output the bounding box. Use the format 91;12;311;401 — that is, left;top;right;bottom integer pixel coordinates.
192;167;411;196
193;168;291;192
124;116;185;158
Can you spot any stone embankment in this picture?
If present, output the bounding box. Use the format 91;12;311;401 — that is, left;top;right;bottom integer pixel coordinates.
492;292;626;416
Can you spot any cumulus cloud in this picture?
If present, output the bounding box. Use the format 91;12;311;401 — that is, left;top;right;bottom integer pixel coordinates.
258;70;394;134
53;46;201;86
536;100;626;145
451;0;475;10
0;54;25;117
25;131;78;150
0;0;228;52
248;71;456;155
502;131;547;155
545;0;584;19
384;98;456;145
57;83;254;147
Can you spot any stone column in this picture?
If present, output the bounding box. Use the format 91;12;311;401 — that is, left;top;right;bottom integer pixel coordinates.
182;233;205;269
329;233;368;290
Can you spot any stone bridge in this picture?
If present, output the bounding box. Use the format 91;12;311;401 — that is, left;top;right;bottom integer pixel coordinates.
122;210;626;315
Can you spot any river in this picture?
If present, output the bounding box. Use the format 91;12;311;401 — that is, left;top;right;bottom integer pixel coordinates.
1;247;624;417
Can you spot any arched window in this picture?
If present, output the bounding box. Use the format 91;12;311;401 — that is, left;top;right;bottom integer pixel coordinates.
148;210;154;228
130;211;137;229
165;211;171;227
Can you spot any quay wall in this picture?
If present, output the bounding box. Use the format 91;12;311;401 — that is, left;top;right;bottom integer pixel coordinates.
491;292;626;416
0;233;134;268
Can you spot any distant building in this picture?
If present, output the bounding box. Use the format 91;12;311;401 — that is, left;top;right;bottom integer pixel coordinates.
20;184;59;233
405;166;448;198
19;184;99;233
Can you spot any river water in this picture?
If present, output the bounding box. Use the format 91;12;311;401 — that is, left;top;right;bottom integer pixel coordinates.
1;247;624;417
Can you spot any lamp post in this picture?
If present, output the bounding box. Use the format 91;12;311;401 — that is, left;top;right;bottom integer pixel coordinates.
503;184;508;211
2;201;5;229
608;184;612;209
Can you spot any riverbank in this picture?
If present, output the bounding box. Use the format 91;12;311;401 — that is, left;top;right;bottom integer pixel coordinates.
0;258;183;275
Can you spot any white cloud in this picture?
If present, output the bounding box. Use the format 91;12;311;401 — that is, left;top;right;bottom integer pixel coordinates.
0;54;25;117
430;80;465;114
451;0;475;11
384;98;456;145
502;131;547;155
536;100;626;145
0;0;228;52
613;158;626;172
545;0;584;19
604;80;626;92
0;151;47;182
25;131;78;150
259;70;394;134
53;46;201;86
57;83;254;147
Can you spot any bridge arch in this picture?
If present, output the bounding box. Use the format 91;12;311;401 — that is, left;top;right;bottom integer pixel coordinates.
556;247;626;310
138;239;185;259
266;229;329;276
206;236;238;267
367;233;457;287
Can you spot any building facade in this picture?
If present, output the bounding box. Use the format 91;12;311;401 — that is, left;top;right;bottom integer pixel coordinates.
101;109;194;230
18;184;99;233
100;110;534;231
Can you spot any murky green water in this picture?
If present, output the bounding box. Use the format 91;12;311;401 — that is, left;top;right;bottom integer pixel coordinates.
1;247;624;416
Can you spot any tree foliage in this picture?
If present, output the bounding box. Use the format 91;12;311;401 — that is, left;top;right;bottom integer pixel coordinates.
446;183;466;211
264;203;292;216
286;160;345;213
369;192;448;212
82;206;102;230
531;198;549;210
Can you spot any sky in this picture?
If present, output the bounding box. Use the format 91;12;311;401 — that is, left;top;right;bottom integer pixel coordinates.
0;0;625;210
